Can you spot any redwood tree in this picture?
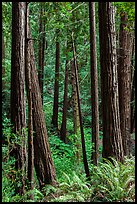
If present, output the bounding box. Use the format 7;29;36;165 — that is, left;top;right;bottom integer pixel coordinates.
98;2;124;162
130;35;135;134
25;2;34;195
89;2;99;165
130;69;135;134
118;12;132;156
26;11;56;189
10;2;26;195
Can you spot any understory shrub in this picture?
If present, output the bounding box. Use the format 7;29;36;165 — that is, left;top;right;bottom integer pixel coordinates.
90;156;135;202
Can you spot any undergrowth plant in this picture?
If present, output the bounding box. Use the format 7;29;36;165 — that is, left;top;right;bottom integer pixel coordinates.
49;171;92;202
49;134;76;180
2;117;135;202
90;156;135;202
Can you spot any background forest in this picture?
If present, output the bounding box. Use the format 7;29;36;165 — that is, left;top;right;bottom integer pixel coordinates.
2;2;135;202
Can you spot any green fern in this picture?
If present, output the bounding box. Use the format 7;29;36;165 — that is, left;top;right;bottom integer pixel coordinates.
91;156;135;202
51;171;92;202
42;184;57;196
10;188;44;202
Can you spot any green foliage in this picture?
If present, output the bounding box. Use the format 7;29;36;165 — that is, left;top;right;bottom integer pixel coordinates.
49;135;76;180
114;2;135;21
2;156;16;202
50;171;92;202
2;2;12;39
90;156;135;202
49;135;74;158
44;156;135;202
114;2;135;31
2;2;135;202
10;188;44;202
42;185;57;196
2;119;135;202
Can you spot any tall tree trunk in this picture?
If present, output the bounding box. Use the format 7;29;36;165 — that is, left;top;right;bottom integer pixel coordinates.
60;44;69;143
130;35;135;134
72;31;90;178
89;2;99;165
27;14;56;189
70;10;81;160
98;2;124;162
38;3;45;103
25;3;34;197
71;59;80;135
118;12;132;156
71;6;80;138
71;45;81;162
10;2;26;195
51;30;60;130
130;69;135;134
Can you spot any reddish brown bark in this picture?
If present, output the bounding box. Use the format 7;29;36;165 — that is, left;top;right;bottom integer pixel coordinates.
10;2;26;195
130;69;135;134
118;12;132;156
27;16;56;189
25;3;34;196
130;36;135;134
98;2;124;162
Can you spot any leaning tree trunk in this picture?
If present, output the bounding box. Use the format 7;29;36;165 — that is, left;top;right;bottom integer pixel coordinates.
72;31;90;178
98;2;124;162
26;12;56;189
89;2;99;165
118;12;132;156
38;3;45;103
71;48;81;162
51;30;60;130
10;2;26;195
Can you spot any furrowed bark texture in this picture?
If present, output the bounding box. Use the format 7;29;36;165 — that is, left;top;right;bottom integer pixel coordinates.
130;35;135;134
118;12;132;156
27;17;56;189
98;2;124;162
25;3;34;195
10;2;26;195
